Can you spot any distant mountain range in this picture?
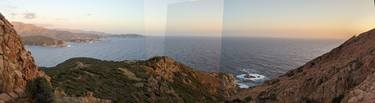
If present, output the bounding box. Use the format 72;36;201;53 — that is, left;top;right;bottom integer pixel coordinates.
12;22;144;47
12;22;101;41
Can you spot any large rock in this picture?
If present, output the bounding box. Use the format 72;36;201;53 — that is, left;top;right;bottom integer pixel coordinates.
146;56;238;99
0;13;44;102
231;29;375;103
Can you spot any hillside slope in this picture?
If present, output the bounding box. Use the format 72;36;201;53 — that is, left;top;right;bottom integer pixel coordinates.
231;29;375;103
44;56;237;103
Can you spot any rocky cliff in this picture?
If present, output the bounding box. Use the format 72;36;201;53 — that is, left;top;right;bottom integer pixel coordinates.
231;29;375;103
0;13;45;102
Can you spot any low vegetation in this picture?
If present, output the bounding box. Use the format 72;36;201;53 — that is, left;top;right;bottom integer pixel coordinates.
26;77;54;103
42;57;236;103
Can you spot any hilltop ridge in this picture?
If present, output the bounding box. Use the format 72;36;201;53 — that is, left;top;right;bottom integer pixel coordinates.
231;29;375;103
44;56;237;103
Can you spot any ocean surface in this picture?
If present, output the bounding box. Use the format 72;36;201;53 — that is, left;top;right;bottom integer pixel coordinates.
25;37;344;87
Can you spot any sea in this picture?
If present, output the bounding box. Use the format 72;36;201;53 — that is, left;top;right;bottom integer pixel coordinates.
25;37;344;88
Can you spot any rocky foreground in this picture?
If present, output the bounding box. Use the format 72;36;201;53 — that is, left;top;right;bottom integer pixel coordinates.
43;57;237;103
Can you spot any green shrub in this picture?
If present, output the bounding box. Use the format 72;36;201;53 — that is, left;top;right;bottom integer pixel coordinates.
26;77;54;103
332;94;344;103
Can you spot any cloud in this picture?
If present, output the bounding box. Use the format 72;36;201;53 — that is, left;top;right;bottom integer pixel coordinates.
23;13;36;19
6;5;18;9
55;18;68;21
7;12;38;19
9;13;17;18
86;13;94;17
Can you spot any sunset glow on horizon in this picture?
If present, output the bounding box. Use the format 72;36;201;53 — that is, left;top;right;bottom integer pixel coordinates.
0;0;374;39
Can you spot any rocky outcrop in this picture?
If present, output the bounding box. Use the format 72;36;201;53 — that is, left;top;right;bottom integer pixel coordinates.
231;29;375;103
145;56;237;102
146;56;237;99
0;13;45;102
44;56;237;103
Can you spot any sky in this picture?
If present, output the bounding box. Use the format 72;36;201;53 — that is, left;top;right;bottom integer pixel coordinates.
0;0;374;39
166;0;224;37
223;0;375;39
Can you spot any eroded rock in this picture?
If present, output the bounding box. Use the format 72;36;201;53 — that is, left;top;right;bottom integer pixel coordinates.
0;13;45;102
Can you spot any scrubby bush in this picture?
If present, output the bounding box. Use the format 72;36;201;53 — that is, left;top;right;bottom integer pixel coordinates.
26;77;54;103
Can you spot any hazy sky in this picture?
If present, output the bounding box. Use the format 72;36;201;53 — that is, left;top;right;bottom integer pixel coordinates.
0;0;374;39
0;0;146;34
223;0;375;39
166;0;224;37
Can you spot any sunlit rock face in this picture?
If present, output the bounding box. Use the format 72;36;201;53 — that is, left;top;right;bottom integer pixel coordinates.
231;29;375;103
0;13;45;102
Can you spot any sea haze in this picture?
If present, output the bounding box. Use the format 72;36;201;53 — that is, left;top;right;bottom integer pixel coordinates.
26;37;344;87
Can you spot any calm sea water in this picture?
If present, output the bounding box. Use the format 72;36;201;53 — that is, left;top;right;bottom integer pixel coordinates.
26;37;344;87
